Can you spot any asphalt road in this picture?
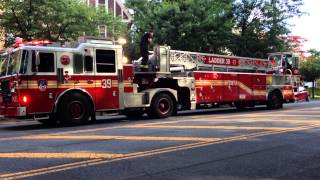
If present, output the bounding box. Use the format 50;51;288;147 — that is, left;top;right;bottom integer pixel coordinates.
0;101;320;180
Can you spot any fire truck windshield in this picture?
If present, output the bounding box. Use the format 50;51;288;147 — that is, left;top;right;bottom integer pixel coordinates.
269;54;299;70
269;55;282;67
0;50;23;77
285;54;299;69
0;55;8;76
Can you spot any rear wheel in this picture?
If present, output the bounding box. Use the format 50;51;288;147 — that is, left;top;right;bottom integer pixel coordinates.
148;93;174;119
57;93;91;126
38;115;57;126
124;110;145;120
267;91;283;109
234;102;246;110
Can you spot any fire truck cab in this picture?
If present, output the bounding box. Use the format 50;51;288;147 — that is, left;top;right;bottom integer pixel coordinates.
268;52;301;92
0;38;178;125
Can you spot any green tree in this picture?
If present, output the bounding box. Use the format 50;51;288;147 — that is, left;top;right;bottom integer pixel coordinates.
231;0;304;58
126;0;304;59
126;0;234;58
300;50;320;98
308;48;320;57
263;0;304;52
231;0;267;58
0;0;126;44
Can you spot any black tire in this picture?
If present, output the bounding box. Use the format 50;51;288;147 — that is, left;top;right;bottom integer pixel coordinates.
267;91;283;110
57;93;91;126
124;110;145;120
38;115;58;126
234;102;246;110
247;102;255;108
148;93;174;119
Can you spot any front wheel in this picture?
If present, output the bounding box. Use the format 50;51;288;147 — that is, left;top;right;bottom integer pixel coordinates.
148;93;174;119
38;115;58;126
57;93;91;126
267;91;283;110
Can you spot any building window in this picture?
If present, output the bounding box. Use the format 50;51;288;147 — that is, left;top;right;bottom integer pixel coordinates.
99;0;105;5
89;0;96;7
98;25;107;38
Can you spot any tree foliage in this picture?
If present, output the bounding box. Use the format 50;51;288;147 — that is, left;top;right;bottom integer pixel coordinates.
300;50;320;98
126;0;234;57
126;0;304;59
300;50;320;82
0;0;126;44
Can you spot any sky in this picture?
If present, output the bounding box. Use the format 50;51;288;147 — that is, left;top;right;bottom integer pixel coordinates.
289;0;320;51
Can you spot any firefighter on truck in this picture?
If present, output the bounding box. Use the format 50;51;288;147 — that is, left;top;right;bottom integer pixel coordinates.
0;37;296;126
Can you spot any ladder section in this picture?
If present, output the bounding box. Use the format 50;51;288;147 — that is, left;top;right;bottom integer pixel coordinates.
156;46;271;73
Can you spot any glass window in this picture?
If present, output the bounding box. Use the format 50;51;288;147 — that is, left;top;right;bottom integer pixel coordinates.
269;55;282;67
84;56;93;72
0;55;8;76
32;52;55;72
73;54;83;74
293;57;299;68
286;55;299;69
98;25;107;38
7;50;21;75
96;49;116;73
19;50;29;74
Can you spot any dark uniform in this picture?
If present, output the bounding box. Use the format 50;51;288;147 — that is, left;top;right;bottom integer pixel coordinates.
140;32;153;71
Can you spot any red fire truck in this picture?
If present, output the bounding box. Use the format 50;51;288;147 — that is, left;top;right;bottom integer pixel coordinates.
0;38;295;125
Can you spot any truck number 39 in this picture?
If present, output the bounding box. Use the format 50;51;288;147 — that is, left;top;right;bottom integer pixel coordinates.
101;79;112;88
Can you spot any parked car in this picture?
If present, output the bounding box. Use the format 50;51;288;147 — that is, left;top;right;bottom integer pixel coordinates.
294;86;310;102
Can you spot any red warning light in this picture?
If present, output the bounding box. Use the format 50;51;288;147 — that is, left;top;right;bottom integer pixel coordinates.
23;96;28;103
20;95;29;105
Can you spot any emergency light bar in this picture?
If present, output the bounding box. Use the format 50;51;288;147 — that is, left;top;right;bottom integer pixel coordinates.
86;39;114;45
13;40;51;48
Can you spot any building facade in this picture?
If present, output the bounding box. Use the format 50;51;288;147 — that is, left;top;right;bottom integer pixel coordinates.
0;1;132;49
0;10;4;50
0;28;4;50
87;0;132;38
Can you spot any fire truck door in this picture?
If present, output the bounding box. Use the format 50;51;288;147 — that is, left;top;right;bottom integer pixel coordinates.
223;74;238;102
238;74;253;101
94;49;119;110
253;75;266;100
210;72;223;102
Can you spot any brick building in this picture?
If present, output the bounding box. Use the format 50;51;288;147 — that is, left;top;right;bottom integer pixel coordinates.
0;28;4;51
0;10;4;50
0;1;132;49
87;0;132;38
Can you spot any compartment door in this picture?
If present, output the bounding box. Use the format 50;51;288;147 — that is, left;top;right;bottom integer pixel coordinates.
94;49;119;110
